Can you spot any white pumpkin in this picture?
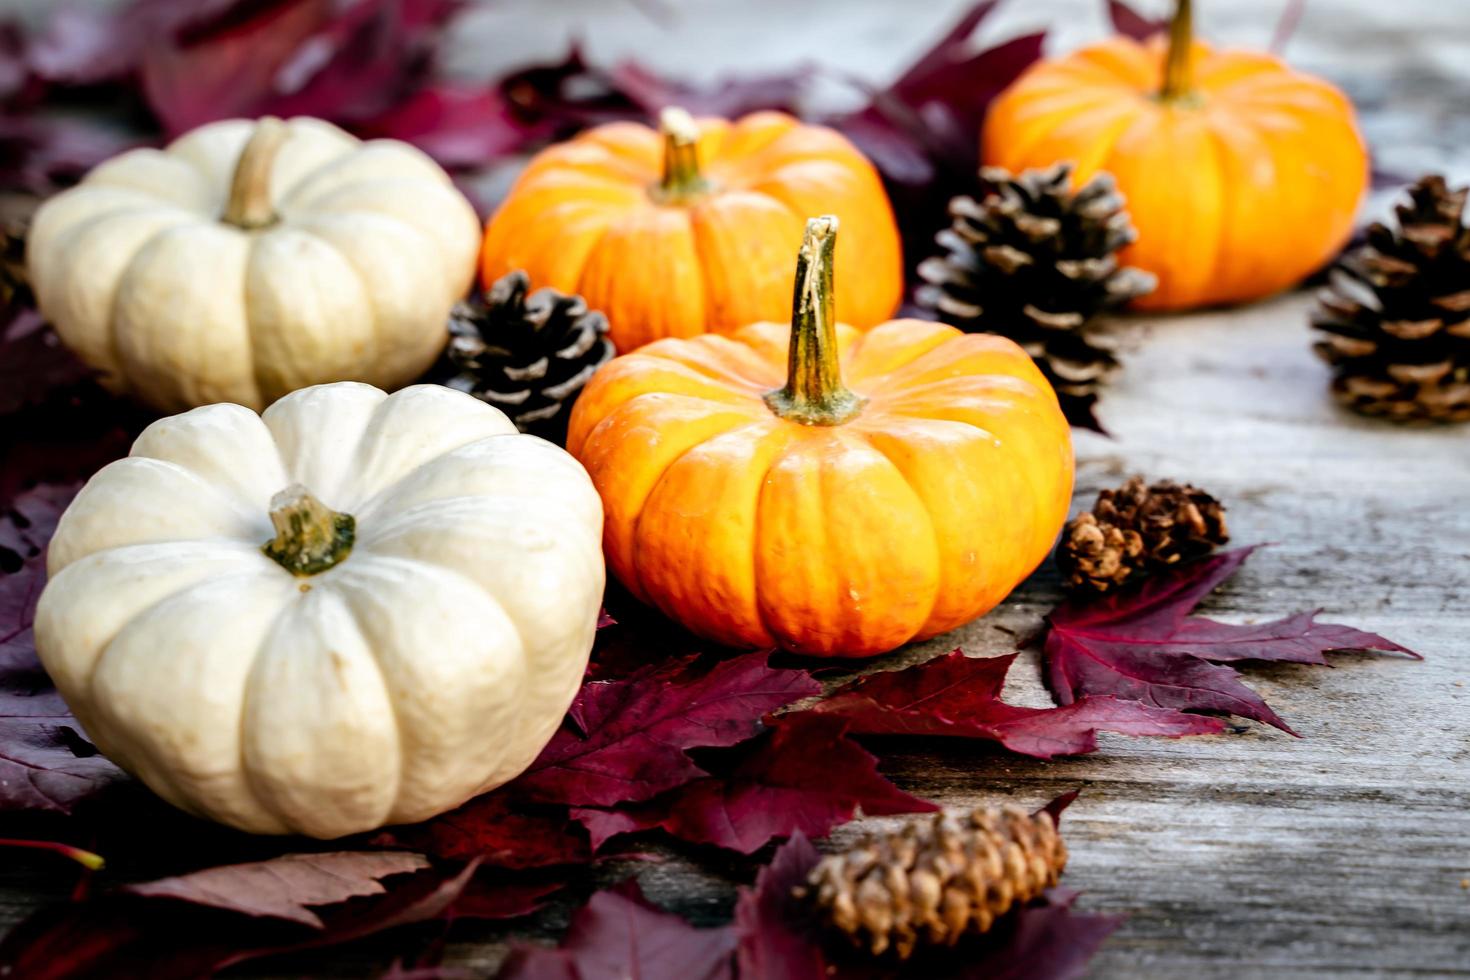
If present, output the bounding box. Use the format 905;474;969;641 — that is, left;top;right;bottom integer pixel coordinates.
34;382;605;839
26;116;481;413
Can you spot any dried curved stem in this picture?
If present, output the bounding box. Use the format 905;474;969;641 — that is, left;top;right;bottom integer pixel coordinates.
223;116;288;229
764;216;865;426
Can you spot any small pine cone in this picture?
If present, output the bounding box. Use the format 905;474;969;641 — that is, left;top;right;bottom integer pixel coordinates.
1057;476;1229;594
916;162;1155;421
802;805;1066;960
444;270;614;441
1312;174;1470;423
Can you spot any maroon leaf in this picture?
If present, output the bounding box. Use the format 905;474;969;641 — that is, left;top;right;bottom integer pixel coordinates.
0;114;140;196
371;791;590;870
602;60;809;118
516;652;820;808
827;2;1045;315
357;84;542;170
570;715;936;854
140;0;463;136
0;311;93;418
798;650;1223;758
1;482;127;814
732;833;826;980
1044;548;1420;733
954;888;1124;980
494;45;807;154
448;873;566;922
1106;0;1168;40
497;879;736;980
123;851;432;927
0;857;477;980
25;6;137;86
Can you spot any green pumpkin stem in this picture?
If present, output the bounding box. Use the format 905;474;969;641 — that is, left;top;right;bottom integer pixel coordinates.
1160;0;1194;102
262;484;355;576
656;107;710;203
764;216;865;426
224;116;288;230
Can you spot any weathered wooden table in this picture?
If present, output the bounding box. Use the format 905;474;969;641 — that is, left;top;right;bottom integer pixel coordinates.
3;0;1469;975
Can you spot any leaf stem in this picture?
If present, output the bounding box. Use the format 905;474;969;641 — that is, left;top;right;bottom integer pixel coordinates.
0;838;105;870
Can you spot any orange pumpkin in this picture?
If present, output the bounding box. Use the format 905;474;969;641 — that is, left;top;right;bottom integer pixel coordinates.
982;0;1367;310
567;216;1074;657
481;108;902;351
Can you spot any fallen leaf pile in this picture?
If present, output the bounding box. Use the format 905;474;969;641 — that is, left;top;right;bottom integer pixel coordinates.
0;482;125;814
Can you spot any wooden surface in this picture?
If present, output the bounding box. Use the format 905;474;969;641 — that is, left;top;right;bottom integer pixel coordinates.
4;1;1470;977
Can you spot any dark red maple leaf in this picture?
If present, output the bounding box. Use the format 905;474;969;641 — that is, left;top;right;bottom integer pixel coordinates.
570;715;936;854
797;650;1224;758
356;84;540;171
0;311;94;418
0;854;476;980
122;851;432;926
831;1;1044;288
1;482;126;814
447;872;566;922
0;309;150;511
1106;0;1168;40
370;791;590;870
515;652;820;808
492;44;808;154
497;879;737;980
1043;547;1420;733
732;832;827;980
139;0;464;136
729;811;1121;980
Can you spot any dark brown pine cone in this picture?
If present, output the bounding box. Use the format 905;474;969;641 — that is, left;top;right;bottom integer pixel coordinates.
1057;476;1229;594
1312;174;1470;423
916;162;1155;423
801;805;1067;960
444;270;614;442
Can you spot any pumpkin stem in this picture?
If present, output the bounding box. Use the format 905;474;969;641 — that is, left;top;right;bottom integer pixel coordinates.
763;216;865;426
1160;0;1195;102
655;107;710;204
223;116;289;230
262;484;355;576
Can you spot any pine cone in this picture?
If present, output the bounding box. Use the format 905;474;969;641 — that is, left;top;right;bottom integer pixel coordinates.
444;270;614;440
802;804;1066;960
916;162;1155;422
1312;174;1470;423
1057;476;1229;594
